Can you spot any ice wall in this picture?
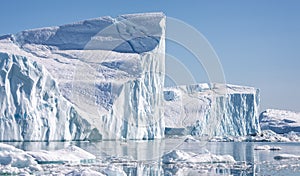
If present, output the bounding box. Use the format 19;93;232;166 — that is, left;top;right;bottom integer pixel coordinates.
164;83;261;136
0;12;165;140
0;53;95;141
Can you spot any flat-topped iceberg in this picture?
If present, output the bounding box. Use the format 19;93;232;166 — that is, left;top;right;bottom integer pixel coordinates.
260;109;300;134
27;145;96;164
162;149;235;164
0;12;165;141
164;83;261;136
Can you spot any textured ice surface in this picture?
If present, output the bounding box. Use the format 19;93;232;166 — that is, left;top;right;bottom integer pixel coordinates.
0;53;94;141
28;145;96;164
162;150;235;164
208;129;300;142
254;145;281;150
260;109;300;134
0;143;97;175
66;169;105;176
0;12;165;140
103;165;127;176
164;83;261;136
0;143;41;174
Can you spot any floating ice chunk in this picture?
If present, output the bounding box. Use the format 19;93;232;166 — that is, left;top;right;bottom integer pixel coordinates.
28;145;96;164
66;168;105;176
162;150;235;164
269;146;281;151
274;154;300;160
0;143;42;174
102;165;127;176
254;145;281;150
183;135;199;143
250;130;290;142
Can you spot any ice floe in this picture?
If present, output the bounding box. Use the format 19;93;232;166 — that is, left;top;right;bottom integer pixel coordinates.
162;150;235;164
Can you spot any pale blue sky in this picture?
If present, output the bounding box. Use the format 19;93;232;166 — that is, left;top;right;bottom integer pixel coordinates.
0;0;299;112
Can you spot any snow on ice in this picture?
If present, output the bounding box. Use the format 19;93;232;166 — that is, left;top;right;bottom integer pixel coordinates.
162;150;235;164
260;109;300;134
0;12;165;140
164;83;261;136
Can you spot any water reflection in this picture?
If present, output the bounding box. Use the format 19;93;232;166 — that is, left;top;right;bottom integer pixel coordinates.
3;139;300;175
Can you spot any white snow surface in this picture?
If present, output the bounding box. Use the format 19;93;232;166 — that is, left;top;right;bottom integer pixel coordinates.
27;145;96;164
0;143;41;174
164;83;261;136
0;143;98;174
260;109;300;134
0;12;165;140
162;150;235;164
254;145;281;150
102;165;127;176
66;169;105;176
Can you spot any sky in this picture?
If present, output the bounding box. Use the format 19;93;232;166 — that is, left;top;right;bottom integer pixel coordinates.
0;0;299;112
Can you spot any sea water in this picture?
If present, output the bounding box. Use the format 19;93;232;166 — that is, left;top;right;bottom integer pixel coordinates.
4;138;300;175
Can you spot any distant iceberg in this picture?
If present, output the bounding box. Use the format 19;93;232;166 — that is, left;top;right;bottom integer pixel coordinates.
162;149;235;164
164;83;261;136
260;109;300;134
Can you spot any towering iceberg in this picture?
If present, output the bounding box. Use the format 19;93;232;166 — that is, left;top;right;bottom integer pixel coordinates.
164;83;261;136
0;12;165;141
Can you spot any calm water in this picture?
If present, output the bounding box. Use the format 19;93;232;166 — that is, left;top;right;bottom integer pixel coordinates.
5;138;300;175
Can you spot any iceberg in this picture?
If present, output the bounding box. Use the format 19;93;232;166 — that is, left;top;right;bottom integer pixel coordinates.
0;143;97;175
162;150;235;164
102;165;127;176
0;143;42;174
260;109;300;134
66;169;105;176
253;145;281;150
164;83;261;136
274;154;300;160
27;145;96;164
0;12;165;140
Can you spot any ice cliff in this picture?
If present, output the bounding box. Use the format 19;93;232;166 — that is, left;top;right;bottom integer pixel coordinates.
164;83;261;136
0;12;165;141
0;53;94;141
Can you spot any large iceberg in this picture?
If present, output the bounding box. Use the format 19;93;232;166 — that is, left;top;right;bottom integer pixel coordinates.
0;12;165;141
260;109;300;134
164;83;261;136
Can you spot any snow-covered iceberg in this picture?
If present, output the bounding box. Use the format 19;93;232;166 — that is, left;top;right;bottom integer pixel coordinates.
0;12;165;140
260;109;300;134
162;150;235;164
27;145;96;164
0;143;97;175
164;83;260;136
0;143;42;174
